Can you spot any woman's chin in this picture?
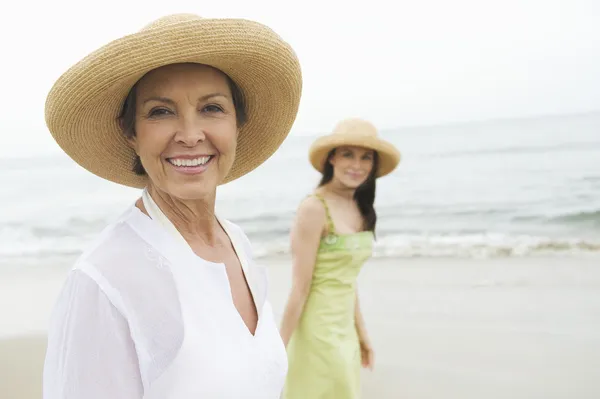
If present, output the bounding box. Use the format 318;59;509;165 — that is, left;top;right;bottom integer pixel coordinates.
340;178;366;189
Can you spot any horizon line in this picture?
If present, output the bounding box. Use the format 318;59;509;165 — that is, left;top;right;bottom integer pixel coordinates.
291;108;600;137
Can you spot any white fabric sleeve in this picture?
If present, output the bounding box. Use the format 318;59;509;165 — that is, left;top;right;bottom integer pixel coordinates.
43;269;143;399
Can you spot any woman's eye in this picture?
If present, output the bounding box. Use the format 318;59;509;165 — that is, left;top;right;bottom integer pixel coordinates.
148;108;171;117
203;104;224;113
343;152;353;158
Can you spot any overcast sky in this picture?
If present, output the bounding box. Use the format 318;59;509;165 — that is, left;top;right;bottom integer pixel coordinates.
1;0;599;156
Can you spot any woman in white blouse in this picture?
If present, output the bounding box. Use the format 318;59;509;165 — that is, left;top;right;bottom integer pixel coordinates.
42;13;302;399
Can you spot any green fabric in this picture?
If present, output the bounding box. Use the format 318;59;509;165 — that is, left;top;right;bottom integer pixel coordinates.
283;194;373;399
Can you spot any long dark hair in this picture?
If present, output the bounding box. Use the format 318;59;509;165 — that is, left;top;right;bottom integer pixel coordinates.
318;149;379;234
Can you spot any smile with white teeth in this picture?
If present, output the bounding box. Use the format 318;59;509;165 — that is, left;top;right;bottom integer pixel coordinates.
167;156;212;167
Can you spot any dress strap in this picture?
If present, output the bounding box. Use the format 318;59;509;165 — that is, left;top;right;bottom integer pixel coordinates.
312;194;336;235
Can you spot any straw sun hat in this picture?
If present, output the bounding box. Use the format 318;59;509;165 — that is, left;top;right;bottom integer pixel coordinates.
44;13;302;188
309;119;401;177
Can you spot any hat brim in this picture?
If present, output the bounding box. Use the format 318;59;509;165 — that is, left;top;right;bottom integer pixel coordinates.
309;135;401;177
45;18;302;188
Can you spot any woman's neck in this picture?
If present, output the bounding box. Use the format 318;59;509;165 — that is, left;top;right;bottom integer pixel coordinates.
320;180;355;201
144;184;221;246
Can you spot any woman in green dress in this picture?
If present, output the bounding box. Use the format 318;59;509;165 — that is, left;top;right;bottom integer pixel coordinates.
280;118;401;398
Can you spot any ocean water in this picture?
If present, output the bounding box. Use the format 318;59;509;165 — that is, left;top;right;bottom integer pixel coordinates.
2;112;600;261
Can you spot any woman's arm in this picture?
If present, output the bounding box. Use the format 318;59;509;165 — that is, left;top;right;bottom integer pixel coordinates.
354;290;369;344
43;270;143;399
355;290;374;370
279;197;326;346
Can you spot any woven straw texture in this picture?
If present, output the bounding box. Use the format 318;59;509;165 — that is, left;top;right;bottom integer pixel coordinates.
309;118;401;177
45;14;303;188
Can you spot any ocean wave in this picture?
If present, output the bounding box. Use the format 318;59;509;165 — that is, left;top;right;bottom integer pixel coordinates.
549;210;600;225
372;233;600;258
2;229;599;260
247;233;600;259
3;217;110;239
376;206;513;218
4;209;600;260
3;200;600;261
583;176;600;183
232;206;600;232
0;219;107;258
511;209;600;227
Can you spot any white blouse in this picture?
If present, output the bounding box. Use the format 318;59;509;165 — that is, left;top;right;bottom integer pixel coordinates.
43;194;287;399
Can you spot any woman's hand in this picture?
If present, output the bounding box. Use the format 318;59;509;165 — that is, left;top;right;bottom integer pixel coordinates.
360;339;375;370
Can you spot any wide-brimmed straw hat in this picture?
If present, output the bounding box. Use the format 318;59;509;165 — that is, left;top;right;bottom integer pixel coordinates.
45;13;302;188
309;118;401;177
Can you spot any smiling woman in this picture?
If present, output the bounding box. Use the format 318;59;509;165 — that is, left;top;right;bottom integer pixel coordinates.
120;64;245;200
42;13;302;399
280;119;400;399
118;64;248;183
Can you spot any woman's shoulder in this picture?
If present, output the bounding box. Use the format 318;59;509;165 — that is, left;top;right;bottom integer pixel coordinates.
296;193;327;221
75;206;145;262
70;204;175;293
66;205;182;328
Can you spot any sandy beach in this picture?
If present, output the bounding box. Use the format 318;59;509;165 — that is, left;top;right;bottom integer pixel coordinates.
1;255;599;398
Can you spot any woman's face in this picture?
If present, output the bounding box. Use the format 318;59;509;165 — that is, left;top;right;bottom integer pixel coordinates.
329;146;375;189
128;63;238;200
